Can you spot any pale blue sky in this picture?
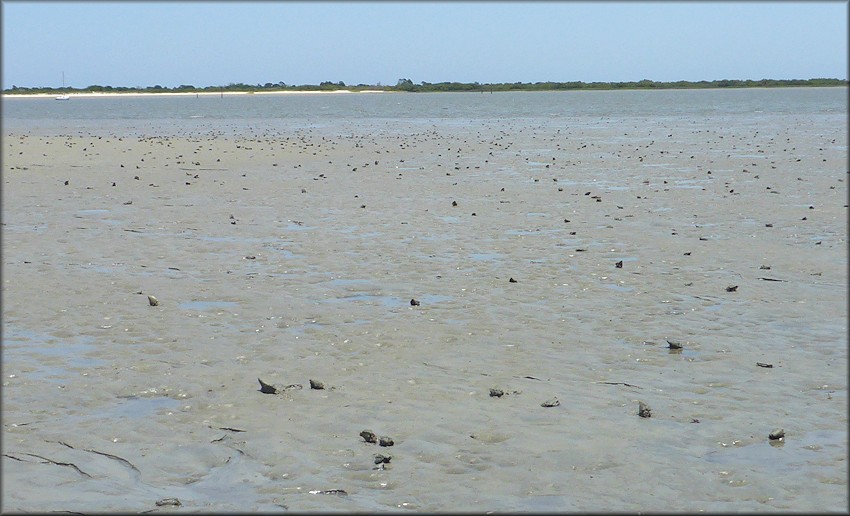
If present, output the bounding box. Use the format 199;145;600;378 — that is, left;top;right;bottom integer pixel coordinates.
2;1;847;89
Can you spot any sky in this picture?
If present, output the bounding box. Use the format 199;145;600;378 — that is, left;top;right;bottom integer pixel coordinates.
2;1;847;90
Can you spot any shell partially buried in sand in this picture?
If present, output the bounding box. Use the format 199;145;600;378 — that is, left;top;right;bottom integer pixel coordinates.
360;430;378;444
258;378;279;394
769;428;785;440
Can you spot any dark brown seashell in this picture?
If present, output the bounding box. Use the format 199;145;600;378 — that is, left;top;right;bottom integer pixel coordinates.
258;378;279;394
360;430;378;443
666;340;683;350
309;379;325;390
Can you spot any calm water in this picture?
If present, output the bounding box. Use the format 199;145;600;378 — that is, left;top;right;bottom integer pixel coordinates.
2;87;846;135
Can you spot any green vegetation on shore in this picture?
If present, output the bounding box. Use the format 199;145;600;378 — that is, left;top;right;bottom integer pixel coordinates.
4;77;846;95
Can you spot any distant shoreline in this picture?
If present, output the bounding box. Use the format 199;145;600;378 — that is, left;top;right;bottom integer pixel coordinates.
3;85;847;100
4;78;846;97
2;90;388;99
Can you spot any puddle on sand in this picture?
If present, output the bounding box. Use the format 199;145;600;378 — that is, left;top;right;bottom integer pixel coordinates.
284;222;312;231
322;292;452;308
108;396;183;419
322;277;447;306
283;319;325;336
411;294;452;304
265;247;298;258
4;325;104;367
702;429;846;470
73;208;122;226
262;241;299;258
3;325;106;383
668;347;700;360
3;222;50;233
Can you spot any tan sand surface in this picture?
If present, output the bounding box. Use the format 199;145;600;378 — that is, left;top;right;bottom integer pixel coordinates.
2;114;847;512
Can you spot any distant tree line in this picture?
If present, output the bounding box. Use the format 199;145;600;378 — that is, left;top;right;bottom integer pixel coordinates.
3;77;846;95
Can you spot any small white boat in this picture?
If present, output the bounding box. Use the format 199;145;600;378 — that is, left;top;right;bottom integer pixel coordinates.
56;72;70;100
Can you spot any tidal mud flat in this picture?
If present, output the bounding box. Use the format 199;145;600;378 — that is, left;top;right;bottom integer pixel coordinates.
2;111;847;512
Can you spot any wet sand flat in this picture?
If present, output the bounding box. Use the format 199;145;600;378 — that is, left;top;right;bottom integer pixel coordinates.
2;112;847;512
